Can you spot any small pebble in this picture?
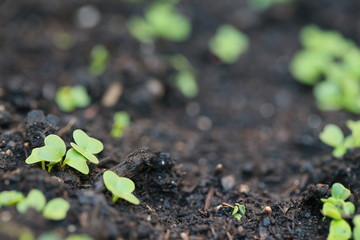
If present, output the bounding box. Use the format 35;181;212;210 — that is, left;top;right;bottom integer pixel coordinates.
221;175;235;191
76;5;100;29
239;184;250;193
197;116;212;131
214;163;223;175
263;206;272;214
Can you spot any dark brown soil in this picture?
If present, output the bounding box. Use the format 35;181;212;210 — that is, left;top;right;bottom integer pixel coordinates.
1;0;360;239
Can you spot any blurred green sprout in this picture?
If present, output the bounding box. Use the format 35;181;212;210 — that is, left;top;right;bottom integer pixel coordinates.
0;191;24;206
17;189;46;214
231;203;246;220
110;111;131;138
43;198;70;220
209;24;249;64
291;25;360;114
103;170;140;205
127;1;191;43
89;44;109;76
55;85;91;112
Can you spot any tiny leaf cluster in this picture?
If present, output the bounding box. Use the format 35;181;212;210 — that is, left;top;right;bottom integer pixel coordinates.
170;54;198;98
103;170;140;205
56;85;91;112
319;121;360;157
0;189;69;221
127;1;191;43
321;183;360;240
291;25;360;114
89;44;109;76
231;203;246;220
26;129;103;174
110;111;131;138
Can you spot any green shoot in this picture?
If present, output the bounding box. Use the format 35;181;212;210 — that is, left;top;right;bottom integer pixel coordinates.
110;111;131;138
25;134;66;171
16;189;46;213
70;129;104;164
327;219;352;240
89;45;109;76
127;1;191;43
55;85;91;112
0;191;24;206
209;24;249;64
42;198;70;221
103;170;140;205
231;203;246;220
353;215;360;240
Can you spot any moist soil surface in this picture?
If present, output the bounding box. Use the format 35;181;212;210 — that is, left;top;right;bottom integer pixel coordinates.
1;0;360;239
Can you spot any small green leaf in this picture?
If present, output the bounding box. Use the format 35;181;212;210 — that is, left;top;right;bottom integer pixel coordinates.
56;85;90;112
43;198;70;221
89;45;109;76
322;202;342;220
70;143;99;164
233;213;242;220
174;70;198;98
37;232;61;240
354;215;360;227
16;189;46;213
319;124;344;148
343;202;355;215
331;183;351;200
0;190;24;206
64;148;90;175
231;205;239;216
38;135;66;163
238;204;246;215
111;112;131;138
327;219;352;240
73;129;103;154
25;148;42;164
66;234;94;240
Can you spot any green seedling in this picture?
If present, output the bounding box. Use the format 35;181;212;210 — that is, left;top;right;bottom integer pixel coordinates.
0;190;24;206
25;134;66;171
327;219;352;240
169;54;198;98
291;25;360;114
319;121;360;157
110;111;131;138
249;0;294;10
353;215;360;240
103;170;140;205
231;203;246;220
63;148;90;175
17;189;46;214
56;85;91;112
89;45;109;76
127;1;191;43
69;129;103;164
209;24;249;64
43;198;70;221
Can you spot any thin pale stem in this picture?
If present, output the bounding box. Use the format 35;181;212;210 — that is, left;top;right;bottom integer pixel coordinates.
112;195;119;203
41;161;46;170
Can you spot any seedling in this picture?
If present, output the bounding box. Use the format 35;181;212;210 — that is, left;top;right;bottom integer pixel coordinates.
319;121;360;157
0;190;24;206
89;44;109;76
43;198;70;220
249;0;294;10
26;134;66;171
231;203;246;220
290;25;360;114
110;111;131;138
69;129;103;164
55;85;91;112
103;170;140;205
169;54;198;98
353;215;360;240
209;24;249;64
17;189;46;213
127;1;191;43
321;183;357;240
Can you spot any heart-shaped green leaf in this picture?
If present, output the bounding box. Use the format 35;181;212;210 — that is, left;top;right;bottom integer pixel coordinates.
327;219;352;240
70;143;99;164
319;124;344;148
73;129;103;154
103;170;140;205
332;183;351;200
322;202;342;220
64;148;89;174
38;135;66;163
0;191;24;206
25;148;42;164
43;198;70;221
17;189;46;213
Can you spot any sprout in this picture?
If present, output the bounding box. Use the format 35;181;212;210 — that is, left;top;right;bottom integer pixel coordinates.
0;191;24;206
231;203;246;220
103;170;140;205
319;124;346;158
353;215;360;240
89;45;109;76
63;148;90;174
209;24;249;64
25;134;66;171
55;85;91;112
110;111;131;138
42;198;70;221
17;189;46;213
327;219;352;240
70;129;104;164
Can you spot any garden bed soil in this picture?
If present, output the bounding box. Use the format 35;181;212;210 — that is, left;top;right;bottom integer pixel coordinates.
1;0;360;239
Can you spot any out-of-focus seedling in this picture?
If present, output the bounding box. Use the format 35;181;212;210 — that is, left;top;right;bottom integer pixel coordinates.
169;54;198;98
319;121;360;157
16;189;46;214
55;85;91;112
42;198;70;221
0;191;24;206
26;134;66;171
249;0;294;11
103;170;140;205
89;44;109;76
110;111;131;138
66;234;94;240
127;1;191;43
353;215;360;240
231;203;246;220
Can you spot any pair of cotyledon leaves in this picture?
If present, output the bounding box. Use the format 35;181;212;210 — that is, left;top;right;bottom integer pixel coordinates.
26;129;103;174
